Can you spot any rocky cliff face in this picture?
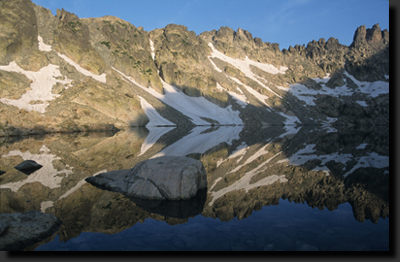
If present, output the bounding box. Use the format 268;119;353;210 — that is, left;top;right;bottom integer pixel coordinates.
0;0;389;136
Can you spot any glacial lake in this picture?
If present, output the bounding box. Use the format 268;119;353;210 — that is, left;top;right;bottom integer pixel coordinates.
0;125;390;251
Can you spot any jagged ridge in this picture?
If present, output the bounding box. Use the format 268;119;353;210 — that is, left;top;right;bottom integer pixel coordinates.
0;0;389;136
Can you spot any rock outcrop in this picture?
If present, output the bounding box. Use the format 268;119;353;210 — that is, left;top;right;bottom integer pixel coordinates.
0;0;39;65
86;156;207;200
14;160;43;175
0;210;62;251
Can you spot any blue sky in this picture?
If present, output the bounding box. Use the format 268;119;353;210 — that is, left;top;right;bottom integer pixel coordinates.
31;0;389;50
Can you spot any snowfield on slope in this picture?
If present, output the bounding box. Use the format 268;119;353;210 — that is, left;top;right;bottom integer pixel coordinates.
0;36;110;113
39;35;107;83
150;125;243;158
286;73;389;106
0;61;72;113
208;150;288;206
57;53;107;83
277;143;389;178
138;95;176;127
113;68;244;126
216;83;248;108
38;36;52;52
207;42;285;98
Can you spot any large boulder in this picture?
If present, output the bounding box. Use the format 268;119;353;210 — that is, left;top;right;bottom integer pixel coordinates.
0;210;62;251
86;156;207;200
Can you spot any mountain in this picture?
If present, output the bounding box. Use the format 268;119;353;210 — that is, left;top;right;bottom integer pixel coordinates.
0;0;389;137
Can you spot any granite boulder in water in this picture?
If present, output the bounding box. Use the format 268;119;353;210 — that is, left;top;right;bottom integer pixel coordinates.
86;156;207;200
0;210;62;251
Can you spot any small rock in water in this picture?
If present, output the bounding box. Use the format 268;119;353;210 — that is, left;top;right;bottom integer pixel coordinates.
14;160;43;175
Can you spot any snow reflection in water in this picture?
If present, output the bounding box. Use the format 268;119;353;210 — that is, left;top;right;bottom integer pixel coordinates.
0;125;390;251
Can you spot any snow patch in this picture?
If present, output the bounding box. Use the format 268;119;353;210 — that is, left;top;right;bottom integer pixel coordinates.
229;76;271;108
356;143;368;149
343;152;389;178
209;174;287;206
288;82;352;106
217;142;248;167
208;43;283;98
286;71;388;106
208;56;223;73
0;61;72;113
208;43;287;75
209;151;287;206
217;83;248;108
277;85;290;91
278;124;301;139
57;53;107;83
139;126;175;156
228;143;273;174
228;76;302;125
313;74;331;84
0;146;74;192
356;101;368;107
321;117;338;133
138;95;176;127
277;143;387;178
40;201;54;213
149;39;156;60
59;169;107;200
343;71;389;98
38;36;52;52
151;125;242;158
113;68;243;125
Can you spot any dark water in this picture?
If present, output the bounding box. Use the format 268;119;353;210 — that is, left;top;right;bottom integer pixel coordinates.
0;125;390;251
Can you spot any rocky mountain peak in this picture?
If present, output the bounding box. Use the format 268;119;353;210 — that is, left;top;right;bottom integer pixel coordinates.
350;23;388;48
366;23;382;43
352;25;367;46
234;27;254;43
325;37;340;49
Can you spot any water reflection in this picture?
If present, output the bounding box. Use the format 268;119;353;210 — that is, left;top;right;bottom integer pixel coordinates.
0;124;389;250
128;189;207;219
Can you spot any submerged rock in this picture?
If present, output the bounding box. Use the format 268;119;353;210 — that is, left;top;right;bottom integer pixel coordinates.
129;189;207;218
86;156;207;200
0;210;62;251
14;160;43;175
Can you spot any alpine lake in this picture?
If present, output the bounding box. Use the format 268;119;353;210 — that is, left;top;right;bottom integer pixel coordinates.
0;124;390;251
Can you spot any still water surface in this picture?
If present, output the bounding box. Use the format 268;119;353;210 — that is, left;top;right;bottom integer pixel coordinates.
0;125;389;251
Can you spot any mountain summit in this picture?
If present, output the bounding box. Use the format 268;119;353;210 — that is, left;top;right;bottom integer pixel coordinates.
0;0;389;136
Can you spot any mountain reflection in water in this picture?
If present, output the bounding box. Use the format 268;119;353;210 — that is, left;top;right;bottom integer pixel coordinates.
0;125;389;251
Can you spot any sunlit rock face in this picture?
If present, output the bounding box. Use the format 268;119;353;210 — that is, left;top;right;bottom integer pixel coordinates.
0;0;389;136
86;156;207;200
